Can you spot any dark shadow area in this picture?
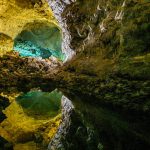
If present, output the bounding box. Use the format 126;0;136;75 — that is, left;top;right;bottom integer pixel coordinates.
60;91;150;150
13;21;65;60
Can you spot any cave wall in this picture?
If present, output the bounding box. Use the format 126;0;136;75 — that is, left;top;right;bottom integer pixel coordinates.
47;1;150;149
0;0;61;57
51;0;150;114
0;0;64;91
48;0;76;60
0;34;13;56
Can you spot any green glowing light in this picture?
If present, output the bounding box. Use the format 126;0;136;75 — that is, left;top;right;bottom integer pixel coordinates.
14;39;66;61
16;90;63;118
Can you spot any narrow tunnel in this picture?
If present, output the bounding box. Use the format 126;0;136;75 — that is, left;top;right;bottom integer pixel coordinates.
13;21;66;61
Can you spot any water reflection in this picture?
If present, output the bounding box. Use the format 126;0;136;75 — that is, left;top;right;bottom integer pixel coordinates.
62;92;150;150
16;89;62;118
0;89;63;150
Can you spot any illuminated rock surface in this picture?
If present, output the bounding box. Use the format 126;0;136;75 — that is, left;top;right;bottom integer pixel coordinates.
0;0;65;60
0;34;13;57
14;39;65;60
13;21;65;60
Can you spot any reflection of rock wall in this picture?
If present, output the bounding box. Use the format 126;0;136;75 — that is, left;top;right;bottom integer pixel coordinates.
48;96;74;149
53;0;150;114
0;92;61;149
0;0;60;56
0;95;10;123
0;95;13;150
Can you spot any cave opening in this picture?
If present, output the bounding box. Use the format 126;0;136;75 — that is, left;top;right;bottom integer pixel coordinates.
13;22;66;61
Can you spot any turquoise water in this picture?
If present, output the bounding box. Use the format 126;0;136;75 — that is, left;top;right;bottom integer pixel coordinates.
14;40;66;61
16;90;63;118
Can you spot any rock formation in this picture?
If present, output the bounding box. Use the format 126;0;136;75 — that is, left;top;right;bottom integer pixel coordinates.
48;0;150;149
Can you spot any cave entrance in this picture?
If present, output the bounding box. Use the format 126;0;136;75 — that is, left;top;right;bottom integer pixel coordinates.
13;21;66;61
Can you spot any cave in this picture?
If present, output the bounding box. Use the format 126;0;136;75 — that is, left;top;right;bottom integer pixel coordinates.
13;21;65;61
0;0;150;150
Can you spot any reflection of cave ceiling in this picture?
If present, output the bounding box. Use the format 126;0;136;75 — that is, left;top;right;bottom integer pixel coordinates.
16;90;62;118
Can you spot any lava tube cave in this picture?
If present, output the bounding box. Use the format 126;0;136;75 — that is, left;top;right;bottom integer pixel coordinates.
0;0;150;150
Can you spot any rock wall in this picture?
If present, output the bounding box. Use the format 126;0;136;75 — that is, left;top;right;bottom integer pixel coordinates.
53;0;150;115
0;0;60;56
47;1;150;149
48;0;76;61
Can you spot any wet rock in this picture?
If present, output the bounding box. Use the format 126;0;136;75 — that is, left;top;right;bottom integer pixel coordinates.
0;0;150;150
46;0;150;149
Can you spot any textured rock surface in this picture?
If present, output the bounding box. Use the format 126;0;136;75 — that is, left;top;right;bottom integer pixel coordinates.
0;95;13;149
48;0;150;149
0;0;56;39
0;95;10;122
48;96;74;150
0;51;62;92
0;0;63;59
54;0;150;114
48;0;76;60
0;34;13;56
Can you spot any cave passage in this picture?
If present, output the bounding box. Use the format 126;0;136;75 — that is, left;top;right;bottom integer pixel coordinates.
13;22;66;61
16;89;62;118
